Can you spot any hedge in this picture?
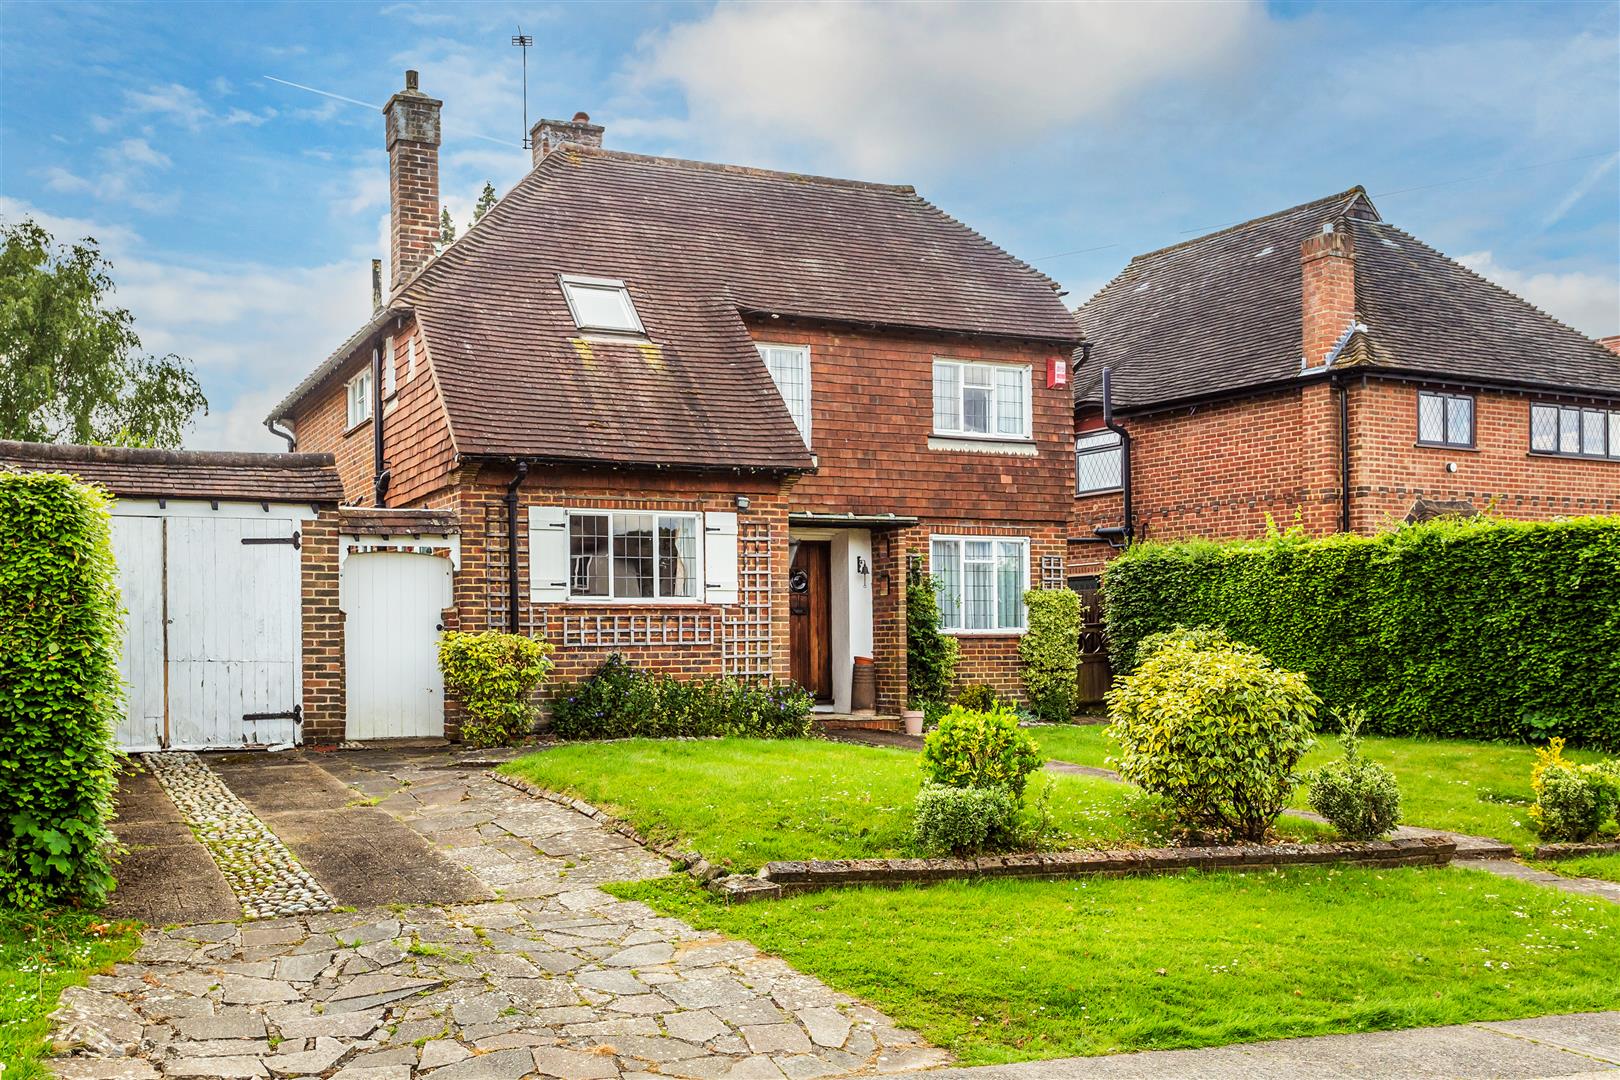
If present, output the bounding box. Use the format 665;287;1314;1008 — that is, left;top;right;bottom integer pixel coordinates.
1102;516;1620;749
0;471;123;907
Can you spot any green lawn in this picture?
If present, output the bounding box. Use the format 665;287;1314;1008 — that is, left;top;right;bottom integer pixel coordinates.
1030;724;1616;851
1;909;140;1080
500;738;1325;871
612;866;1620;1066
1533;853;1620;884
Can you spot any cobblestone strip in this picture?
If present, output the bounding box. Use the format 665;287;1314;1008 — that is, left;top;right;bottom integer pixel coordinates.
145;752;335;920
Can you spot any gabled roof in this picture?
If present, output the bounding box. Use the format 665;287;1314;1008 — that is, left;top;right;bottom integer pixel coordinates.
0;441;344;504
1075;187;1620;410
283;147;1077;472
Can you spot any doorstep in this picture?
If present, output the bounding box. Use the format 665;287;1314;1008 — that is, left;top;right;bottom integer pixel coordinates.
816;713;903;733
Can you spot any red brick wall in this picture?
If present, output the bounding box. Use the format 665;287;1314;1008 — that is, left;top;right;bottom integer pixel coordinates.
1348;377;1620;526
744;319;1075;524
1069;375;1620;576
299;512;345;743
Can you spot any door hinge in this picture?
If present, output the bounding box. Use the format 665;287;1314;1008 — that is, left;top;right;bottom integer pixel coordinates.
241;530;301;550
243;705;303;725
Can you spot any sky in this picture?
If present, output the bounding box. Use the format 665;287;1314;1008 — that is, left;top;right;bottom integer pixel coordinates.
2;0;1617;452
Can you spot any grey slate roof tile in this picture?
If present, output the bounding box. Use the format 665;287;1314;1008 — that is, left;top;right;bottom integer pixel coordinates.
0;441;345;504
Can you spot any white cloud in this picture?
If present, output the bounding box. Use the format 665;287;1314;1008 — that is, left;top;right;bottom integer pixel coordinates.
116;137;172;170
634;0;1268;173
0;197;372;452
1457;251;1620;338
123;83;212;130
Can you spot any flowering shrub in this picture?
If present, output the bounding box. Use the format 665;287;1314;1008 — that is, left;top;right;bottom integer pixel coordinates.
1530;738;1620;842
549;654;813;740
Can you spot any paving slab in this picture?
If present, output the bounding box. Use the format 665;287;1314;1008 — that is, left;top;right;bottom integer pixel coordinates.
917;1014;1620;1078
103;765;239;924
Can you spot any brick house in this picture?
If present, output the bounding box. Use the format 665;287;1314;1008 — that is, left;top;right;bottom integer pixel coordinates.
1068;187;1620;580
269;71;1079;732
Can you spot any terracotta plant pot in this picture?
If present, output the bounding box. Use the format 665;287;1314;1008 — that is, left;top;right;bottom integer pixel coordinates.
901;709;925;737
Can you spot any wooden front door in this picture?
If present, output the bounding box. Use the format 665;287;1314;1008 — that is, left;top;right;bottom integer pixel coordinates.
789;540;833;702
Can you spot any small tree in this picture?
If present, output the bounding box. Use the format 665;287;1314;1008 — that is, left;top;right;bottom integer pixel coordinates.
906;566;958;710
1307;709;1401;839
1020;589;1080;722
438;207;457;250
0;219;207;446
1108;627;1318;842
473;181;498;222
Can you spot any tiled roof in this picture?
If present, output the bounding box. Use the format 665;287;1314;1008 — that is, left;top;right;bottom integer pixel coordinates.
1075;188;1620;410
397;148;1077;469
337;506;459;535
0;441;345;504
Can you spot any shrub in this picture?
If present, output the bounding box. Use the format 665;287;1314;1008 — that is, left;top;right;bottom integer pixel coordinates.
1107;627;1318;842
438;631;555;748
1529;738;1620;842
1020;589;1081;722
0;472;122;908
1307;709;1401;840
906;571;958;709
912;782;1021;856
954;683;1000;712
549;655;813;740
921;703;1044;798
1102;517;1620;748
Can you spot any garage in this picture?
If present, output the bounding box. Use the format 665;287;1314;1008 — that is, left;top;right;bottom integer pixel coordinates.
0;441;345;751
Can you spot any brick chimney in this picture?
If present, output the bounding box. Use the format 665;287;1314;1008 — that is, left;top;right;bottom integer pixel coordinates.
529;111;604;168
1598;334;1620;356
1301;220;1357;368
384;70;441;291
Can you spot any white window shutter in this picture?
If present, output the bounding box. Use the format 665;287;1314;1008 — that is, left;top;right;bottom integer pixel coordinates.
528;506;569;602
704;511;739;605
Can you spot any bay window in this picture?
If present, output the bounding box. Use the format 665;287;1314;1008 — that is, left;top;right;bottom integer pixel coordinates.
930;536;1029;632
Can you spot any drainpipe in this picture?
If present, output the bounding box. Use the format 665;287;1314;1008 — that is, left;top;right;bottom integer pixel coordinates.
371;344;391;506
1098;359;1134;545
1334;372;1351;533
504;461;530;633
265;418;296;452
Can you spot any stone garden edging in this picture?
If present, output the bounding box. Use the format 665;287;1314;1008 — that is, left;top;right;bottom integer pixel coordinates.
491;771;1457;905
1532;840;1620;860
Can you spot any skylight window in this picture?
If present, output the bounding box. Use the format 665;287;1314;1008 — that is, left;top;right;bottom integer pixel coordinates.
560;274;644;334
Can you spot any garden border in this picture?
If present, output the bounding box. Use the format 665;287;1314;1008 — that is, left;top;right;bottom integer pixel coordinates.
1533;840;1620;860
491;771;1456;904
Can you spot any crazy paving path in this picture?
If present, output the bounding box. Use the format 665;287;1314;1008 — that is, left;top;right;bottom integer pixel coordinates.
50;748;946;1079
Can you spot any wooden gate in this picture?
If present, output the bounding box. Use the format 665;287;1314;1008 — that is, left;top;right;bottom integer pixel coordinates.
1073;576;1112;706
109;508;304;750
342;551;452;740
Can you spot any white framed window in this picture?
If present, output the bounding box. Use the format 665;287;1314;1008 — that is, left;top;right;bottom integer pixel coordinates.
1075;430;1122;494
406;335;418;381
346;368;373;429
929;536;1029;633
932;359;1031;440
757;343;811;446
1531;402;1620;460
560;274;644;334
382;337;397;399
567;511;699;600
1418;391;1473;448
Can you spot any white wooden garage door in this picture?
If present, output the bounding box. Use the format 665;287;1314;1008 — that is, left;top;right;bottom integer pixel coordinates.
110;506;304;750
342;551;452;740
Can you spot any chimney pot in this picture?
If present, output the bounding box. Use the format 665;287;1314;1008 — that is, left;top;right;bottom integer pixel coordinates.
405;69;419;91
529;111;605;168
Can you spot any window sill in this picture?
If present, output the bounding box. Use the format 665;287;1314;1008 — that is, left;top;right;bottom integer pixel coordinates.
561;597;713;607
928;435;1037;456
1413;441;1477;452
1528;450;1619;463
343;416;373;437
1074;487;1123;499
942;628;1028;638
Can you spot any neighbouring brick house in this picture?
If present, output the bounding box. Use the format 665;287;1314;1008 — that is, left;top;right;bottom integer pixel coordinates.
270;71;1079;732
1068;187;1620;579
